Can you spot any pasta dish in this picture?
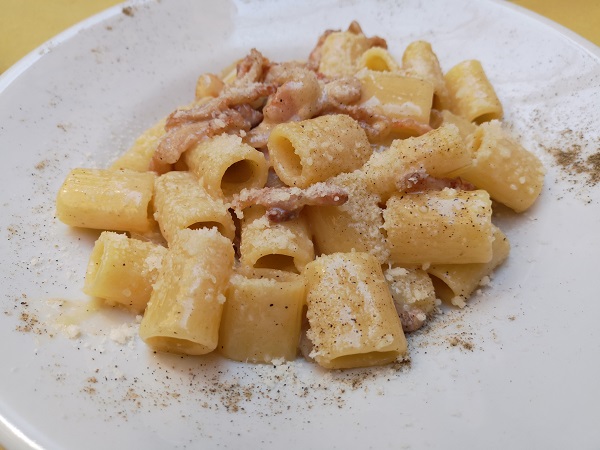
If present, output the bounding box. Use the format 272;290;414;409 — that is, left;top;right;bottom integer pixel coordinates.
55;22;544;370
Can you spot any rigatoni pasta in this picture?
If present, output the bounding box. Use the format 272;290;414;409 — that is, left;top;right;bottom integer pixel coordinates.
304;252;407;369
56;21;545;371
358;47;400;72
218;268;305;363
357;70;434;124
453;120;546;212
435;110;477;140
239;206;314;273
363;123;472;198
268;114;372;188
383;189;494;265
184;134;269;199
305;170;388;263
317;29;373;77
83;231;166;313
427;225;511;307
139;228;234;355
110;119;170;173
402;40;450;110
444;59;503;123
56;168;157;233
153;171;235;243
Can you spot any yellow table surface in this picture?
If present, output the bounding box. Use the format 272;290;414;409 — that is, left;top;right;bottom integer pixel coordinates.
1;0;599;74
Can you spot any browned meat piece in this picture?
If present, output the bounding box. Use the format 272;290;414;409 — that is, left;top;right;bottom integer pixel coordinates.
262;68;321;123
347;20;387;49
243;72;361;148
398;306;427;333
235;48;271;85
307;29;337;71
165;83;275;130
151;49;275;167
153;107;262;165
232;183;348;222
322;102;433;141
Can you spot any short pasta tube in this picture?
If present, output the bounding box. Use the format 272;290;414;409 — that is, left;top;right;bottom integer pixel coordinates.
305;171;389;263
445;60;503;123
383;188;494;265
358;47;400;72
218;268;306;363
436;110;477;141
240;206;314;273
362;124;472;198
139;228;234;355
83;232;166;313
357;70;434;124
110;119;170;174
153;171;235;243
454;120;545;212
401;40;450;110
268;114;371;188
184;134;269;199
56;168;156;233
427;225;510;308
195;73;225;100
304;252;407;369
318;30;372;77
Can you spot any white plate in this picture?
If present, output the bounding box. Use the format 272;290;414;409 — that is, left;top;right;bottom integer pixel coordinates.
1;1;599;449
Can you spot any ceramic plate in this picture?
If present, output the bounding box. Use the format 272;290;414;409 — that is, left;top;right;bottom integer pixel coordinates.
1;0;599;448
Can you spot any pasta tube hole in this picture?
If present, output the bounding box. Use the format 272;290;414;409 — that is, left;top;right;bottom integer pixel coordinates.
271;136;302;178
474;112;498;125
147;199;156;224
365;56;391;72
188;221;226;236
429;274;456;304
254;254;299;274
468;128;484;155
221;160;259;197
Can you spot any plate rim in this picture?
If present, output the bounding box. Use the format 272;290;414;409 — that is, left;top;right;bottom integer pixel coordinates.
0;1;126;95
1;1;599;449
493;0;600;59
1;0;599;97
